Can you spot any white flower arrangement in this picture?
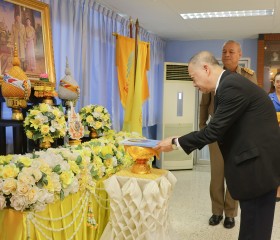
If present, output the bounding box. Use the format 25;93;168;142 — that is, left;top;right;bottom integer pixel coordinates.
79;104;111;136
0;130;135;212
23;103;66;144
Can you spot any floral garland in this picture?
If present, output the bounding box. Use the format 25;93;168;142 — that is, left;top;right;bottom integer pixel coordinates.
79;104;111;136
0;130;135;212
23;103;66;143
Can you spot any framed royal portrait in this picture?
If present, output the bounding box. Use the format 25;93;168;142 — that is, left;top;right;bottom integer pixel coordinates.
0;0;55;84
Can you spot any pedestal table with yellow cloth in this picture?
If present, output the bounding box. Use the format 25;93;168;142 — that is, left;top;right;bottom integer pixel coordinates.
0;179;109;240
100;168;177;240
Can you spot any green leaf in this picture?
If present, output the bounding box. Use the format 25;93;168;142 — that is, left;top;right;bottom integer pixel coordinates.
76;155;82;165
60;189;65;200
53;165;61;173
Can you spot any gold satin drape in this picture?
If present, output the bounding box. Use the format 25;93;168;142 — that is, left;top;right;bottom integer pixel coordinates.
0;180;109;240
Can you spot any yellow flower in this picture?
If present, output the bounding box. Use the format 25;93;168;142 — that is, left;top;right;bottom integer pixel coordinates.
104;158;113;167
86;115;94;124
101;146;113;156
26;130;33;139
30;118;41;129
94;121;103;129
60;171;74;188
43;135;54;143
69;161;80;175
40;162;52;175
39;103;49;112
0;155;13;165
95;106;103;113
45;175;54;192
41;125;50;134
85;106;92;113
52;109;61;117
103;115;110;121
29;109;40;116
18;156;32;167
57;117;66;125
2;165;19;179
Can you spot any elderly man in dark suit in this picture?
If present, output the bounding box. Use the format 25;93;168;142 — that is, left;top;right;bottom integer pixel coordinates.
199;40;258;229
155;51;280;240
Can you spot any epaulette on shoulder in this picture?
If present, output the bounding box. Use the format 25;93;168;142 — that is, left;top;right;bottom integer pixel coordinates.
241;67;254;76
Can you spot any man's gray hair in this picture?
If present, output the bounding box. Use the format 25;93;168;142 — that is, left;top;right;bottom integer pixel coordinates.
223;40;242;52
189;51;219;66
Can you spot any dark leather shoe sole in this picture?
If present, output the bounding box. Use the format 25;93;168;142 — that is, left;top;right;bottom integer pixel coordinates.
224;217;235;229
209;215;223;226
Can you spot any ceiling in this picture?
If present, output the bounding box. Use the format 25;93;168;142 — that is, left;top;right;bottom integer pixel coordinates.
96;0;280;41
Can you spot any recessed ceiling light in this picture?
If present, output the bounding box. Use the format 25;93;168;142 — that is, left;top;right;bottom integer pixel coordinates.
180;9;274;19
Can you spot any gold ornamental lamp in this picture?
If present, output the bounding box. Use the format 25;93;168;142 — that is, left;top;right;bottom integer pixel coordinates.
1;44;31;120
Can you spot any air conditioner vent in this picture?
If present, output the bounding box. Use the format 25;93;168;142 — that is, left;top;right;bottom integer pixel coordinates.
165;63;192;81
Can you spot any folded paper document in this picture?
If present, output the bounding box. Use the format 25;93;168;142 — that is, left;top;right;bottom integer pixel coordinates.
120;138;160;148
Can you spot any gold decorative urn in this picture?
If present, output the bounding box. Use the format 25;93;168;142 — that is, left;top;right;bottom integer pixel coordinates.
58;57;80;114
125;146;159;174
1;45;31;120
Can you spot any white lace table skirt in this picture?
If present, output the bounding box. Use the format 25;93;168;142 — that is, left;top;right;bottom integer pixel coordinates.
100;169;177;240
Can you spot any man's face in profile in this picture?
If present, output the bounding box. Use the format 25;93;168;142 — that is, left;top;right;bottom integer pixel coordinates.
188;63;211;94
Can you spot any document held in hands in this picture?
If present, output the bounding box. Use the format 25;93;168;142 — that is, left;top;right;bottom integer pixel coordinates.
120;138;160;148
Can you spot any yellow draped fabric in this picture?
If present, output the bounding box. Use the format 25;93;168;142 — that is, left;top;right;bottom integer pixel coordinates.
116;35;150;135
0;179;109;240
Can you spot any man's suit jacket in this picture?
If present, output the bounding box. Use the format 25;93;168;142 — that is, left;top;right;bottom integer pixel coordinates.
178;70;280;200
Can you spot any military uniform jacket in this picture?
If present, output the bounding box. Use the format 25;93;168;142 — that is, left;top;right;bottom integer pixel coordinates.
179;70;280;200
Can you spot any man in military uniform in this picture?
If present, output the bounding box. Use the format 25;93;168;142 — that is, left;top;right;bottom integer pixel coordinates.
199;40;257;229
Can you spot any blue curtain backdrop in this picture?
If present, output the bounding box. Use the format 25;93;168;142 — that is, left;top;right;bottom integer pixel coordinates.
42;0;166;134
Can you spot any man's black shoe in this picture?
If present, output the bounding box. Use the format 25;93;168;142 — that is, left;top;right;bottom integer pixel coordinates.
209;215;223;226
224;217;235;229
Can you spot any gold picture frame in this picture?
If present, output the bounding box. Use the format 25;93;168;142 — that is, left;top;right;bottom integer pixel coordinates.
0;0;55;85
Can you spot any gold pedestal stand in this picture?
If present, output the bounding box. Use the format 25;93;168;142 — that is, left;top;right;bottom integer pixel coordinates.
39;141;51;149
68;138;81;146
88;127;98;139
42;96;54;105
131;159;151;174
125;146;159;175
5;97;28;120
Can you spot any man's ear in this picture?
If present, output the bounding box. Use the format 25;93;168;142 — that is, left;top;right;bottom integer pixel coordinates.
203;64;210;75
239;50;242;58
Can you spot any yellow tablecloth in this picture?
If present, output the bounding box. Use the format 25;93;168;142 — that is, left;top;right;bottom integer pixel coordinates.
0;179;109;240
100;168;177;240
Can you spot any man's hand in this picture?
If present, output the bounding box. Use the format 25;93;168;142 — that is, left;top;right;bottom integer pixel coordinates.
154;137;177;152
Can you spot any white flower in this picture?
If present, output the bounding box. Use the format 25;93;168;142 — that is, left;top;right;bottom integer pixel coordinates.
32;202;46;212
10;194;28;211
17;172;36;186
51;173;62;192
2;178;17;195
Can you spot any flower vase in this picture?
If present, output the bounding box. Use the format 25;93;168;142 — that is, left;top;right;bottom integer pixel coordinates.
131;158;151;174
39;140;51;149
88;127;99;139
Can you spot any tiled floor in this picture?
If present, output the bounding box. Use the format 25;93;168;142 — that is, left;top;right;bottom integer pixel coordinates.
168;165;280;240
